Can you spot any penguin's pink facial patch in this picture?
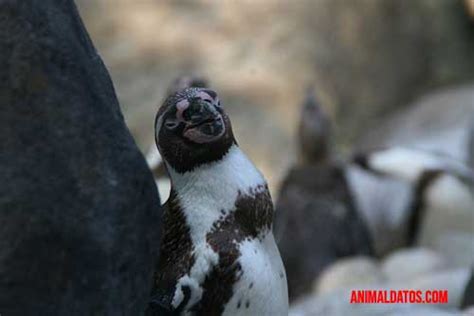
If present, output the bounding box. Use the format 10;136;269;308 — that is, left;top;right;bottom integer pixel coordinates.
176;99;190;121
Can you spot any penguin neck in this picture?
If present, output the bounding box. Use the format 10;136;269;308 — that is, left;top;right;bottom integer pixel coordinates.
165;144;269;243
298;147;332;166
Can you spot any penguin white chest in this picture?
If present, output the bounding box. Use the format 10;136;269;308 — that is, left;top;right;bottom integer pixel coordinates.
222;232;289;316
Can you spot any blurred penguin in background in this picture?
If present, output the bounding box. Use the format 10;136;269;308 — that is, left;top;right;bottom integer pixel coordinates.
345;161;413;257
348;86;474;259
353;147;474;254
275;87;373;300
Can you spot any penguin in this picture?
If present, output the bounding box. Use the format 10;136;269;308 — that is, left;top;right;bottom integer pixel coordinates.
275;88;373;300
352;146;474;248
147;88;288;315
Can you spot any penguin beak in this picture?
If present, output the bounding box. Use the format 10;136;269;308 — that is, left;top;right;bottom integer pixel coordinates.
181;99;225;144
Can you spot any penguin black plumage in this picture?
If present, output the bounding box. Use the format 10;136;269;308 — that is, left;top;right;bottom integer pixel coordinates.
275;88;373;300
147;88;288;315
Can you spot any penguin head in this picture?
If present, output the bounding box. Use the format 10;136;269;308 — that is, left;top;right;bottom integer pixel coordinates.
155;87;235;173
298;87;332;164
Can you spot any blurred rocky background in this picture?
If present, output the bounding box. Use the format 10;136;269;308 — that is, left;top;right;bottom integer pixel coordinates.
73;1;474;315
76;0;474;193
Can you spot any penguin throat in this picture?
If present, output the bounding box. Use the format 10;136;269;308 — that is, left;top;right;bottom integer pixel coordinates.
165;144;269;242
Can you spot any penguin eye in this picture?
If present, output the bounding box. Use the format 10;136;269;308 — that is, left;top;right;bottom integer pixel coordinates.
216;99;221;107
164;119;179;130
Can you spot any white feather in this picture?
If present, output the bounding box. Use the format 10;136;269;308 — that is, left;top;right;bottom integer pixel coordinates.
223;233;288;316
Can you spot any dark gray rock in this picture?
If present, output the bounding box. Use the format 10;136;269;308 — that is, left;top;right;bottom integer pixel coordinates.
461;270;474;309
0;1;161;315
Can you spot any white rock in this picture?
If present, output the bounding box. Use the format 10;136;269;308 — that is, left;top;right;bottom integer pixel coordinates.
417;173;474;251
290;289;462;316
405;268;471;309
315;256;383;295
382;248;448;282
291;267;470;316
388;306;462;316
436;232;474;268
462;306;474;315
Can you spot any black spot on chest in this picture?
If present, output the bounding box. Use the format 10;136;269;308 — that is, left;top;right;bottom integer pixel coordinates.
190;185;274;314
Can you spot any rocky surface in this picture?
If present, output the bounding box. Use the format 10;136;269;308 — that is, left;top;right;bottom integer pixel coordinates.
356;84;474;164
381;248;448;283
290;290;464;316
462;271;474;309
314;257;383;295
294;248;471;316
0;1;161;315
436;232;474;268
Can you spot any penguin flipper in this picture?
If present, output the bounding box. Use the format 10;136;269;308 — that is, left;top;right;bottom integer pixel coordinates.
147;281;195;316
146;291;178;316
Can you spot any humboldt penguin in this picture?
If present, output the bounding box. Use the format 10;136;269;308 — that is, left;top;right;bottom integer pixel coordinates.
275;88;373;300
353;146;474;248
147;88;288;315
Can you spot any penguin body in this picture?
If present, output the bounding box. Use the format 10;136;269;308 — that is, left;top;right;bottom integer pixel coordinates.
275;89;373;300
353;146;474;249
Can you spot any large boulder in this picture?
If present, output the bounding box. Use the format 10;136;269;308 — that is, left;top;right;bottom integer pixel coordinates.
302;0;474;145
314;257;383;295
0;1;161;315
356;84;474;164
381;248;448;283
461;270;474;309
